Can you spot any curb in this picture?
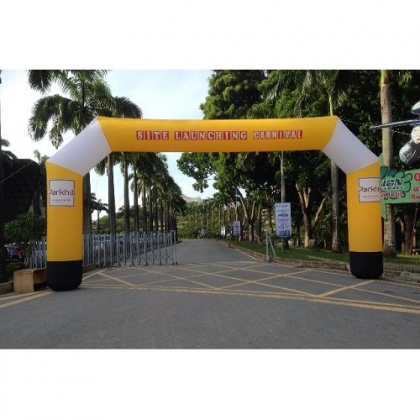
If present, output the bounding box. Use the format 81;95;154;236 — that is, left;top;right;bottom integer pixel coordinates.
0;264;108;296
0;281;14;295
230;244;420;284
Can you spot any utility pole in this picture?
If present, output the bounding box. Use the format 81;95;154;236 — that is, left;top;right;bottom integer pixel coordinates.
280;151;285;252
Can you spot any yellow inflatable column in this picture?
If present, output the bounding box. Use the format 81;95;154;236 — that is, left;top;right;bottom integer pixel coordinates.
346;161;383;278
46;162;84;290
322;119;383;279
46;119;112;291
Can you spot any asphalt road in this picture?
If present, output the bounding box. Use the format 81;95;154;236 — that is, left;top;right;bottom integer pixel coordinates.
1;239;420;349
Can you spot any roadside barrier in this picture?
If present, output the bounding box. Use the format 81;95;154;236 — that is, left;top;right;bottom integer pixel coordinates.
27;231;178;269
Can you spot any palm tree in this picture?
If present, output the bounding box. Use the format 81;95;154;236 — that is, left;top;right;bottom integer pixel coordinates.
380;70;396;257
95;152;120;235
29;70;142;233
33;149;48;215
120;152;132;233
379;70;415;257
164;178;186;237
130;153;169;233
90;193;108;234
28;70;113;234
95;96;143;236
129;153;154;232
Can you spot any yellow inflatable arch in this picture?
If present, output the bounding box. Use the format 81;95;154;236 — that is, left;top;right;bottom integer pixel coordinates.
46;116;383;291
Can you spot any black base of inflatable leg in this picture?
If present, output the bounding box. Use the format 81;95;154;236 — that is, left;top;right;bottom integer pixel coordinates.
349;251;383;279
47;260;83;291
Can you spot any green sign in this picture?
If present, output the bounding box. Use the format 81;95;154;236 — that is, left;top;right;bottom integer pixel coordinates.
380;155;420;219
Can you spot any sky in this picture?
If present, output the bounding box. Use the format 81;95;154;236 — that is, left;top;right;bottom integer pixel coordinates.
1;69;216;213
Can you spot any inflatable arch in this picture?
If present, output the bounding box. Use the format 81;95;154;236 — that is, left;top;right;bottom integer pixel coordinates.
46;116;383;291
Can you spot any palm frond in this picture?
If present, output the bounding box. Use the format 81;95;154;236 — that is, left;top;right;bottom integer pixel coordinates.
27;70;63;93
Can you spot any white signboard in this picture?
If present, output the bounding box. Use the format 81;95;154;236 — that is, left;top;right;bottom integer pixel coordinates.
232;220;241;237
358;177;380;203
49;179;75;207
221;225;226;236
275;202;292;238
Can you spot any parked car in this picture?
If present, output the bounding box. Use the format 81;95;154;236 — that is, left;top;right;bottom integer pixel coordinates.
4;245;24;263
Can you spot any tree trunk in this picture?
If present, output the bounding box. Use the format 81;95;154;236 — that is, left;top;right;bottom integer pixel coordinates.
107;154;117;236
331;161;342;252
302;209;313;248
381;70;396;257
148;186;153;233
154;193;159;233
296;183;327;248
326;92;342;253
402;205;416;254
142;181;147;233
159;199;164;232
83;173;91;235
123;153;130;233
133;163;139;232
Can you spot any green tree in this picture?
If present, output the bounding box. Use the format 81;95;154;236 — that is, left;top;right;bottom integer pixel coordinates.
260;70;332;247
90;193;108;234
265;70;353;252
180;70;268;241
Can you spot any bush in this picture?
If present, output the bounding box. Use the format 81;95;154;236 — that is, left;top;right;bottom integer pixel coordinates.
5;213;46;258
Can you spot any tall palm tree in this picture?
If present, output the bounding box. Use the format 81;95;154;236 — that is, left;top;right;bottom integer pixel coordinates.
28;70;109;234
28;71;143;235
379;70;413;257
27;70;138;235
32;149;49;215
163;175;186;238
95;152;121;236
121;152;131;233
95;96;142;235
129;153;155;232
150;154;170;232
90;193;108;234
380;70;395;257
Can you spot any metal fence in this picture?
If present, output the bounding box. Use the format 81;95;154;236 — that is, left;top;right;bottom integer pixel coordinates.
27;231;178;269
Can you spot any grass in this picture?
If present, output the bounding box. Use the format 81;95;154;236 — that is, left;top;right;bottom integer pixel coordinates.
227;239;420;266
